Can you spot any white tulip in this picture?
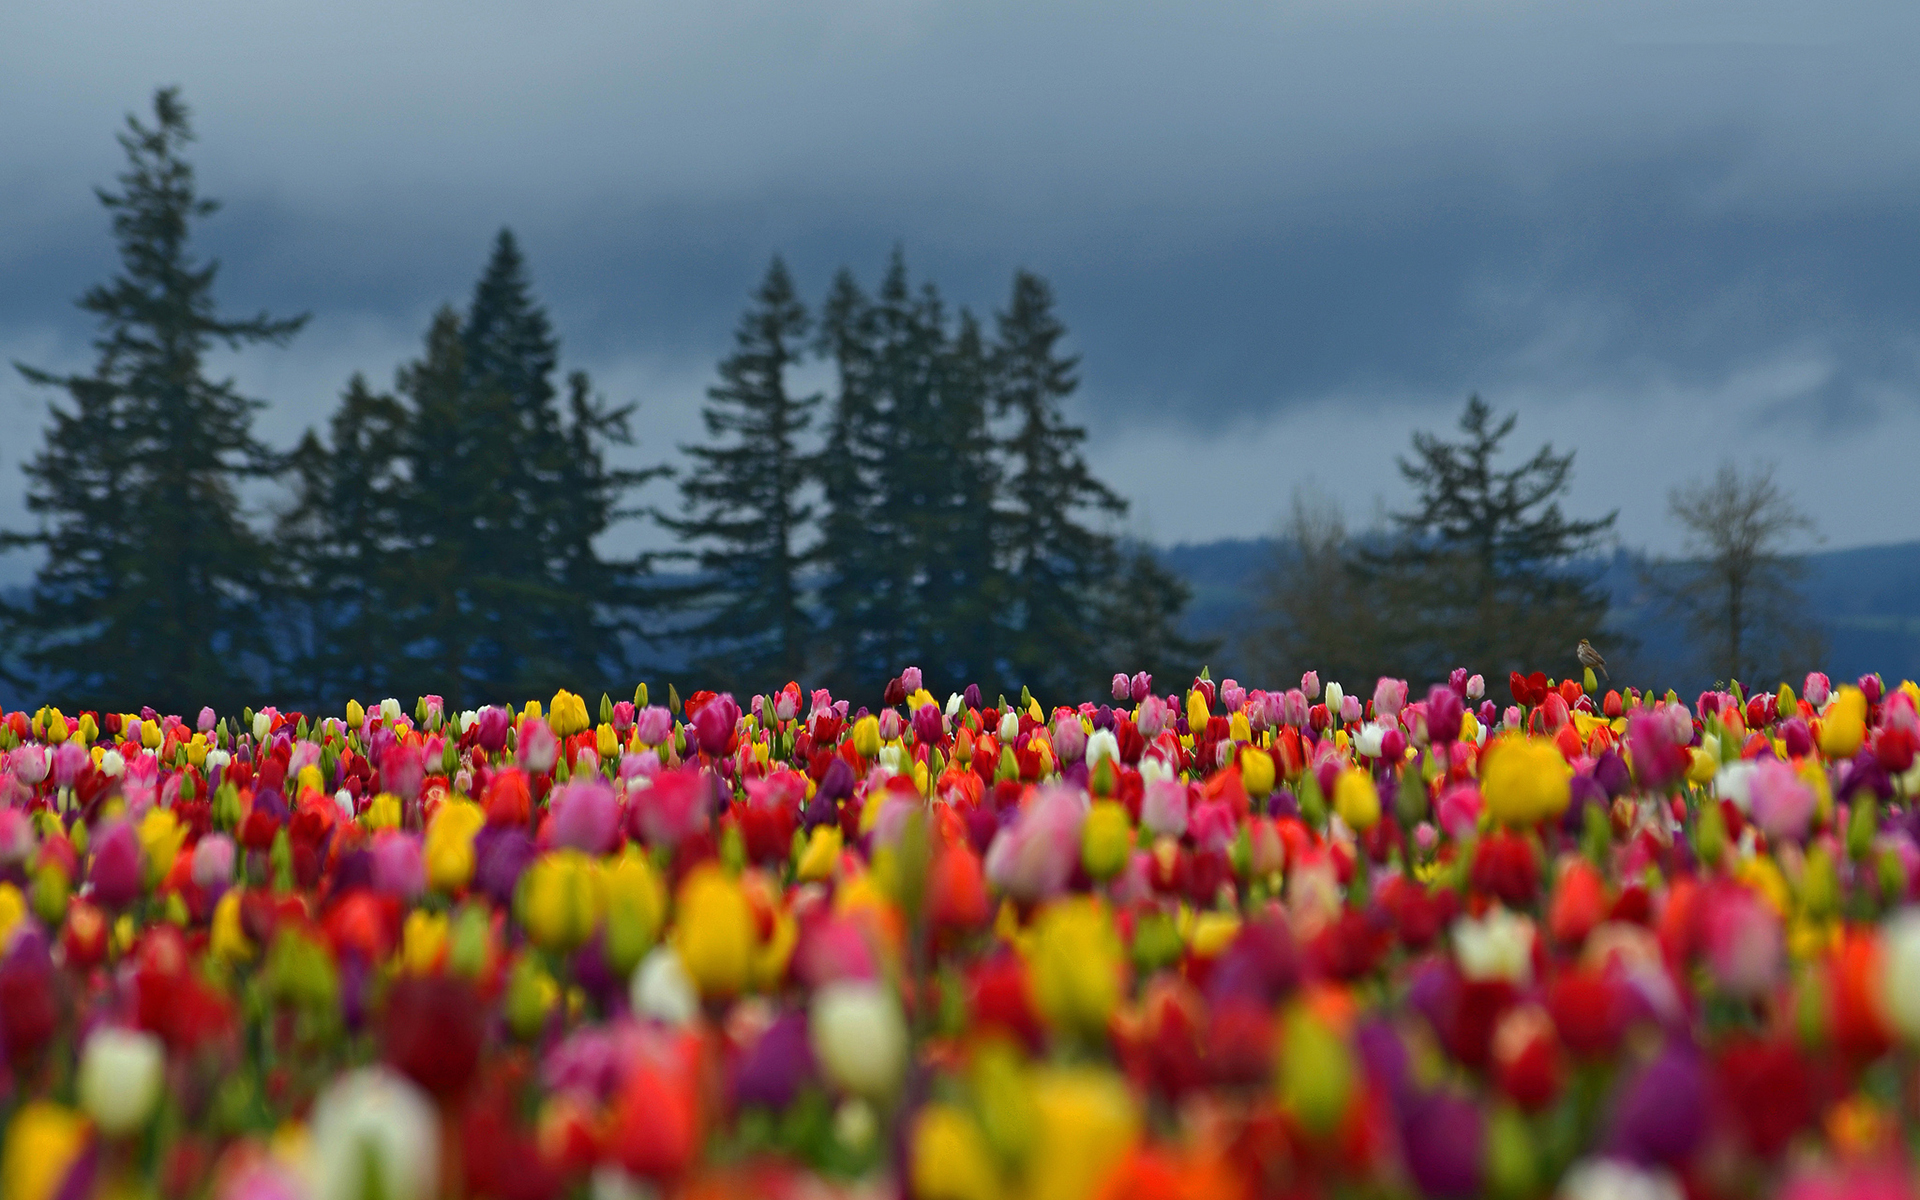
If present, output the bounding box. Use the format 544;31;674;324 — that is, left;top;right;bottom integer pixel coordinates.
308;1067;439;1200
98;749;127;779
999;711;1019;743
1557;1158;1682;1200
1880;908;1920;1043
77;1026;165;1136
810;980;907;1100
631;946;698;1026
1453;906;1535;985
1084;729;1119;769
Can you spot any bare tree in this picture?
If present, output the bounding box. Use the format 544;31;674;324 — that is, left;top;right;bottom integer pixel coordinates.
1663;461;1823;688
1241;488;1397;688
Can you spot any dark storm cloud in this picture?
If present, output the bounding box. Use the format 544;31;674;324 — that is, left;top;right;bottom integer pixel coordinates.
4;0;1919;550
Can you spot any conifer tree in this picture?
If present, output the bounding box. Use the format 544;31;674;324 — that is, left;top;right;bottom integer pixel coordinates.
284;233;657;709
991;270;1127;697
1363;395;1619;680
277;375;410;707
813;250;1005;697
2;89;305;714
660;258;820;694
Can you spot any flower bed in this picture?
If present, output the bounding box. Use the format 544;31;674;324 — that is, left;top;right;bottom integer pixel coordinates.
2;667;1918;1200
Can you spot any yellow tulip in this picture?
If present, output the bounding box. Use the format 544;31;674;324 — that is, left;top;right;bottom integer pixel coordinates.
1480;737;1571;827
549;690;591;738
1240;745;1275;797
0;884;24;946
400;909;448;974
211;890;254;964
912;1104;1004;1200
363;792;402;831
137;808;186;889
423;798;485;894
852;715;882;758
518;850;605;954
1080;802;1133;881
1186;690;1210;733
603;849;667;977
1686;747;1718;785
2;1102;90;1200
1030;898;1124;1039
673;865;754;1000
1820;686;1867;759
795;825;843;882
1023;1068;1139;1200
1333;766;1381;833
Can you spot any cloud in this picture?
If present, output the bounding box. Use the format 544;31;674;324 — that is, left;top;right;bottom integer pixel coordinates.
3;0;1918;570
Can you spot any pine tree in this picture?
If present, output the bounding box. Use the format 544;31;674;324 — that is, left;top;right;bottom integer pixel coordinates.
991;270;1128;698
660;257;820;694
1364;395;1619;681
1102;545;1217;692
812;250;1007;698
277;374;411;708
2;89;305;714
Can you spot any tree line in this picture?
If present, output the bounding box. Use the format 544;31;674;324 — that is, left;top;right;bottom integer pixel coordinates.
1;90;1205;715
4;91;1822;715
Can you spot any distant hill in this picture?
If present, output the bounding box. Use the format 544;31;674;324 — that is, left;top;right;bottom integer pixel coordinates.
1158;538;1920;691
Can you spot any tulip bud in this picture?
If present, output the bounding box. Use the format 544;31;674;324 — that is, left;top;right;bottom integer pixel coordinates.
1111;674;1130;701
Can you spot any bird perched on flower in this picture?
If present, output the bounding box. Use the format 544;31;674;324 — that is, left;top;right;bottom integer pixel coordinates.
1576;639;1608;680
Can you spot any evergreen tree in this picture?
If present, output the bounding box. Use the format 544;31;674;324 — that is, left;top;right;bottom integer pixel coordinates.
991;270;1127;698
1101;545;1216;691
1363;395;1619;681
2;89;305;714
283;233;658;710
660;258;820;694
277;375;411;707
813;267;890;696
813;250;1005;698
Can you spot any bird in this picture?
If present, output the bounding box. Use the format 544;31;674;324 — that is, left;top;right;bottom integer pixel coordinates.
1576;638;1609;680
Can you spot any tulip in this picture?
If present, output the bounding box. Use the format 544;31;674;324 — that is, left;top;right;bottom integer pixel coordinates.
308;1067;440;1200
673;865;753;999
518;849;604;954
89;819;142;908
371;832;427;900
912;1104;1001;1200
1031;897;1124;1039
1276;1005;1352;1137
424;798;485;894
631;945;700;1025
810;980;908;1099
77;1025;165;1136
1081;801;1132;881
1333;766;1380;832
547;775;619;854
1;1101;89;1200
517;718;558;773
602;849;666;976
1820;686;1868;759
1481;738;1570;827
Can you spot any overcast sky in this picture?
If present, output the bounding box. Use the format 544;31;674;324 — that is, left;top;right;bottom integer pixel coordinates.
5;0;1919;571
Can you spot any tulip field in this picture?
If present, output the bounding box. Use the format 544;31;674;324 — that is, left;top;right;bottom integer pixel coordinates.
4;665;1920;1200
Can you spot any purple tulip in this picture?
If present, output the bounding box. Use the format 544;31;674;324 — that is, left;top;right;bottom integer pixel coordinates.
692;694;740;757
475;706;512;754
1427;685;1464;744
732;1012;817;1110
1608;1040;1706;1166
1401;1092;1485;1198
